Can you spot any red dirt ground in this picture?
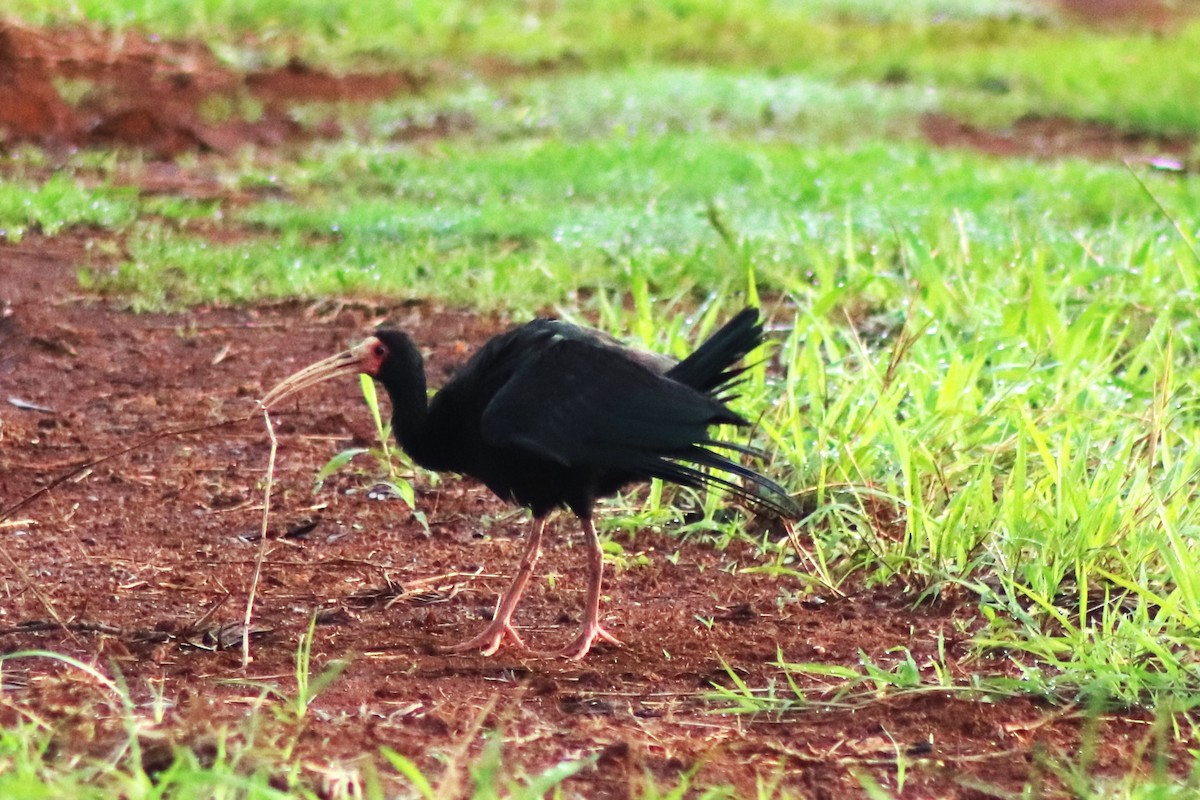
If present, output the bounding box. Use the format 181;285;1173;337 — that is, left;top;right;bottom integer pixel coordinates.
920;113;1194;167
1;15;1196;799
1056;0;1196;31
0;23;421;157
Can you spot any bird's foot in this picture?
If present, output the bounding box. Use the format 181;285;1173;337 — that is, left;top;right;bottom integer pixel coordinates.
439;618;527;656
554;621;622;661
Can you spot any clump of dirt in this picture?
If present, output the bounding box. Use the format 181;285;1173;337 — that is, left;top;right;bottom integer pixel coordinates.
921;112;1194;167
0;22;422;157
1056;0;1191;30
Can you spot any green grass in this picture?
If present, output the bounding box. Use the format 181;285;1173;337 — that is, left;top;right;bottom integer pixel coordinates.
0;173;139;241
86;136;1198;315
343;67;940;143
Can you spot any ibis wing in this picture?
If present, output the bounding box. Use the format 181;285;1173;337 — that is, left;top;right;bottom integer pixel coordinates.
480;335;796;517
480;337;738;467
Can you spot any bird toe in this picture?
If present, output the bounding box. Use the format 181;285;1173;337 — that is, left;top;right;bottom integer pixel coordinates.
439;619;527;656
555;622;622;661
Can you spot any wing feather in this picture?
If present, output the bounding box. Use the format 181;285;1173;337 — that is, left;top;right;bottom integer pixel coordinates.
480;336;796;517
481;338;735;462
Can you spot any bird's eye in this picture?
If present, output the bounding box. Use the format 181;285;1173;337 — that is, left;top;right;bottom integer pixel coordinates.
374;343;387;359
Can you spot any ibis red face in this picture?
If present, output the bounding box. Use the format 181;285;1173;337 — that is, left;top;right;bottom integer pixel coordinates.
260;336;389;408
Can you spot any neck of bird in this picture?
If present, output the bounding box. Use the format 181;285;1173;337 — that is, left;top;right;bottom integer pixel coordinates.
382;370;439;466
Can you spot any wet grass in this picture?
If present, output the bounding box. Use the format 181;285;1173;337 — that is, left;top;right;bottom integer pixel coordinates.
343;66;940;143
0;173;139;241
81;135;1197;316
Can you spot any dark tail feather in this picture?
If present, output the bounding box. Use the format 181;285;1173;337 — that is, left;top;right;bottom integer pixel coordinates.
684;445;800;519
624;445;798;519
666;307;762;394
651;450;800;520
661;308;795;518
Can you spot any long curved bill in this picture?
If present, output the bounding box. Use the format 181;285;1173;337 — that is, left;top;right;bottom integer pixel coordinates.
260;339;374;409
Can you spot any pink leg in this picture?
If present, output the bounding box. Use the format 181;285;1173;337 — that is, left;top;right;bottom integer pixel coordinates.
440;516;546;656
556;516;621;660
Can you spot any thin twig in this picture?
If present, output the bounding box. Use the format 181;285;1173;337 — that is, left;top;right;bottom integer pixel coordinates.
780;517;846;599
243;406;279;667
0;621;123;637
1125;160;1200;267
0;548;79;646
190;593;232;632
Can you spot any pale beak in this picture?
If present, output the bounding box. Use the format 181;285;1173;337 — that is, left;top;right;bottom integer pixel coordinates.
260;338;377;409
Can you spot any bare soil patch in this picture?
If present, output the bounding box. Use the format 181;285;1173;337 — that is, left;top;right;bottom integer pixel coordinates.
1055;0;1194;31
921;113;1194;167
0;22;422;157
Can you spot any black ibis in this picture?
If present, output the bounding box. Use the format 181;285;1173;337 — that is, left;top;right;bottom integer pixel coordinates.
262;307;796;659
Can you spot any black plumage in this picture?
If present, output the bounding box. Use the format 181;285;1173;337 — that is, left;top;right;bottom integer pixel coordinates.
263;307;795;659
